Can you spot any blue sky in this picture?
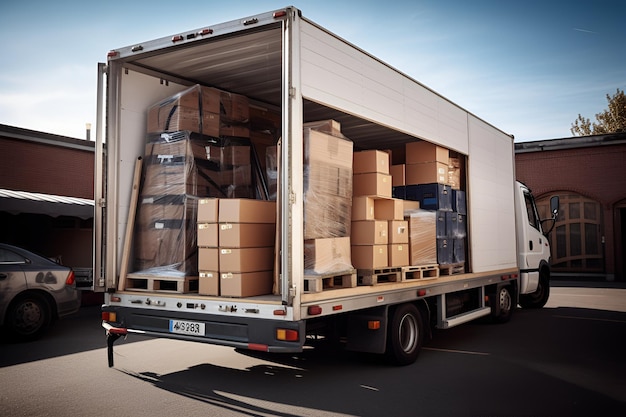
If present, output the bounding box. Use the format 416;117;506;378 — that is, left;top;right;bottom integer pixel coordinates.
0;0;624;142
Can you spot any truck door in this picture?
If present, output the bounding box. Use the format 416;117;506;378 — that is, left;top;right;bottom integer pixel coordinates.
517;186;547;293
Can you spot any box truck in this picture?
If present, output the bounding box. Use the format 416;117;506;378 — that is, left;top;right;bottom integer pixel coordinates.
96;7;559;366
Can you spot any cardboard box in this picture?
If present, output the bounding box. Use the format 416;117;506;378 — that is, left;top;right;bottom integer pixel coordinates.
388;244;409;267
198;198;219;223
388;220;409;244
305;163;352;198
304;120;343;137
351;245;388;269
304;128;353;169
374;198;404;220
353;173;392;197
390;164;406;186
351;220;389;245
197;223;218;247
304;194;351;239
448;156;462;190
352;196;376;221
198;247;219;271
406;162;449;185
199;271;219;296
220;271;273;297
406;141;449;164
304;237;353;274
219;247;274;273
353;150;390;174
407;209;437;265
219;199;276;223
219;223;276;248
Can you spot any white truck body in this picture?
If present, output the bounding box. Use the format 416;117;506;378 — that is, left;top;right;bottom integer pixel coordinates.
96;7;554;365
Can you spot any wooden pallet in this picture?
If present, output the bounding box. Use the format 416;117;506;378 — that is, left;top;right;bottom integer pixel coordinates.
358;267;402;285
125;274;199;293
439;263;465;276
401;264;440;281
303;269;357;293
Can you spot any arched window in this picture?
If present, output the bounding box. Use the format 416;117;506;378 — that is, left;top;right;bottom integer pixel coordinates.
536;193;603;273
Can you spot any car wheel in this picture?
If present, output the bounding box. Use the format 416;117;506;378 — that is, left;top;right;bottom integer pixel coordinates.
6;293;51;341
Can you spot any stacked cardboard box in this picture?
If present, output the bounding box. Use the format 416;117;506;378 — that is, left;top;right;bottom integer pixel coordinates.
197;198;276;297
303;120;354;276
351;150;408;269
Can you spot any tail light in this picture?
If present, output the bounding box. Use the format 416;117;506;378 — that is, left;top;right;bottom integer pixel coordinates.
65;270;76;286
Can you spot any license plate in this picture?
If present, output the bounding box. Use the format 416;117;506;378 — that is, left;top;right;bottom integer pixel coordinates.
169;319;205;336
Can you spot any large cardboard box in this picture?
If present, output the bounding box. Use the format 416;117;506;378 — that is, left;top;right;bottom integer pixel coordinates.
197;223;218;247
304;195;352;239
374;198;404;220
219;223;276;248
351;245;388;269
304;237;353;274
407;209;437;265
218;199;276;223
353;150;390;174
388;220;409;244
390;164;406;186
199;271;219;296
220;271;273;297
406;162;448;185
219;247;274;273
353;173;392;197
388;244;409;267
406;141;449;164
351;220;388;245
304;128;353;169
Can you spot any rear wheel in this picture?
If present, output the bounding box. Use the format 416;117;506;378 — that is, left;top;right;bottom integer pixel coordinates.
490;285;513;323
520;270;550;309
385;303;424;365
6;294;51;341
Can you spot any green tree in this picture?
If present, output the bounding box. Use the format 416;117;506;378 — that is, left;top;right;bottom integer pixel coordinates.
570;88;626;136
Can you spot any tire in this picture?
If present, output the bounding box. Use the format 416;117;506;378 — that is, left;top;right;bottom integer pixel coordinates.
491;285;513;324
385;303;424;366
520;271;550;309
6;293;51;341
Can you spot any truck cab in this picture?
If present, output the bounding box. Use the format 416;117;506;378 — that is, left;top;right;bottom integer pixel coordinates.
515;181;559;308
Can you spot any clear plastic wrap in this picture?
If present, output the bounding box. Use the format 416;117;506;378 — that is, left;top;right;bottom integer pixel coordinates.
406;209;437;265
304;237;353;275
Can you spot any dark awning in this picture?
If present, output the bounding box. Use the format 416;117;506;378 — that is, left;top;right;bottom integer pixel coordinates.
0;189;94;219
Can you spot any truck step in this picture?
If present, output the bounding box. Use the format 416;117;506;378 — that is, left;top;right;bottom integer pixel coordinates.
303;269;357;293
439;263;465;276
358;267;402;285
125;274;199;293
401;264;440;281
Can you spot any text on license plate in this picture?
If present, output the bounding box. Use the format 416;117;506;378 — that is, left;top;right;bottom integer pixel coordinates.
169;319;205;336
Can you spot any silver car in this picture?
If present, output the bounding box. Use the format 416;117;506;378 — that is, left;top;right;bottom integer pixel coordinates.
0;243;81;341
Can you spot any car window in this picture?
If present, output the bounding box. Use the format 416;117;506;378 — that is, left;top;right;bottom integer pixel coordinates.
0;248;27;264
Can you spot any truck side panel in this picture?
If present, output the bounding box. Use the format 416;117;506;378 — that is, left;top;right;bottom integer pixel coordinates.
467;114;517;272
299;19;469;155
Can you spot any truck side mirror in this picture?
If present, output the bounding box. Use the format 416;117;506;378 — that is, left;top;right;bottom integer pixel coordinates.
550;195;559;219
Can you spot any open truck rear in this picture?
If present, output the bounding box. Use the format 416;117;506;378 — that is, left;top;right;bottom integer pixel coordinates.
96;7;554;366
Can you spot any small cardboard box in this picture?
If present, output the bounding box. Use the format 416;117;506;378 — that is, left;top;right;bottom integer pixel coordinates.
219;223;276;248
198;247;219;271
353;150;390;174
374;198;404;220
390;164;406;186
219;247;274;273
351;220;389;245
197;223;218;247
304;237;353;274
351;245;388;269
406;162;449;185
304;128;353;169
352;196;376;221
218;199;276;223
388;220;409;244
388;244;409;267
406;141;449;164
220;271;273;297
198;198;219;223
353;173;392;198
199;271;219;296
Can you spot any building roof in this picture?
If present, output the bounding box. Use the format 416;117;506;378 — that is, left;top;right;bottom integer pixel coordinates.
0;124;95;152
515;132;626;153
0;188;94;219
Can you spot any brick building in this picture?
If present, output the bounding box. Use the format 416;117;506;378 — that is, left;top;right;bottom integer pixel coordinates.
515;133;626;281
0;124;95;268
